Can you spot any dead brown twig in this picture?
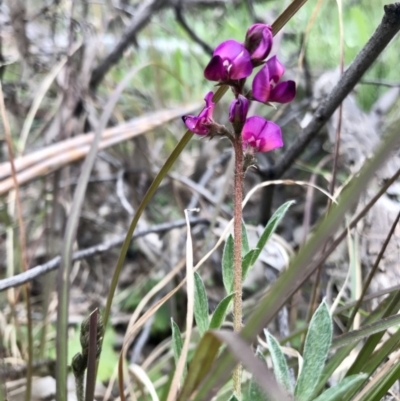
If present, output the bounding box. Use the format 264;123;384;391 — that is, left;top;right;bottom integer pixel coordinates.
0;104;199;195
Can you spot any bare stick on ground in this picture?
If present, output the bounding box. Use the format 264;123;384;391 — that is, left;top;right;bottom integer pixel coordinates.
0;217;209;292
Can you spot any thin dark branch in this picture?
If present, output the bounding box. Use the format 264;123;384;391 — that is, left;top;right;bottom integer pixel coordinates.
174;5;214;56
270;3;400;180
0;217;209;292
89;0;167;89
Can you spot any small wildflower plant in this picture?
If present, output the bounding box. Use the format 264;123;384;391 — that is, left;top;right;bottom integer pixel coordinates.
177;23;296;399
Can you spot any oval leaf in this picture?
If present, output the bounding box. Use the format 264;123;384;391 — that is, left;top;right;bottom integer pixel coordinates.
209;293;234;330
266;331;293;393
242;249;258;282
171;318;187;376
194;272;209;337
222;234;234;294
251;201;295;266
294;301;333;401
242;220;250;255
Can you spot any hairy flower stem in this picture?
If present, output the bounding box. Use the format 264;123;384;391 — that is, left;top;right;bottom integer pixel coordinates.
233;134;244;397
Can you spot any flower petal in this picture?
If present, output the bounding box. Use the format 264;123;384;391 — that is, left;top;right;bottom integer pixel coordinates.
213;39;246;59
242;116;283;152
204;91;215;118
204;55;226;81
252;64;271;103
269;80;296;103
182;115;204;135
265;56;285;84
182;92;215;136
229;48;253;79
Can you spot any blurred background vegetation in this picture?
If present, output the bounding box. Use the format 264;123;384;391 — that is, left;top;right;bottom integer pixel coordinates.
1;0;400;399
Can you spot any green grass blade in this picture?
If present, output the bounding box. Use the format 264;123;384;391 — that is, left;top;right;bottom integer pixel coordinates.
332;313;400;350
361;359;400;401
312;374;367;401
346;291;400;376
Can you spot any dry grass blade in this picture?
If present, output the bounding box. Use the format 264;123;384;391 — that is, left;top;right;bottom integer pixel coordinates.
212;330;293;401
56;63;154;400
113;256;187;399
0;81;33;401
352;349;400;401
18;41;82;155
166;209;198;401
128;365;160;401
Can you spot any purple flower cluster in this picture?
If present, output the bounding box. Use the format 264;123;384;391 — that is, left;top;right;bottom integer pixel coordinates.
183;24;296;153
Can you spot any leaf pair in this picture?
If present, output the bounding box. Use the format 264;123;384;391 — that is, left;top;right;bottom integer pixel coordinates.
222;200;295;295
194;272;235;337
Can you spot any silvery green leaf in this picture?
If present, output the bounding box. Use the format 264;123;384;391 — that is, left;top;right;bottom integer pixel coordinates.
266;330;293;393
194;272;209;337
294;301;333;401
171;318;183;368
242;220;250;255
209;293;234;330
246;349;271;401
242;249;258;282
222;234;234;294
252;201;295;265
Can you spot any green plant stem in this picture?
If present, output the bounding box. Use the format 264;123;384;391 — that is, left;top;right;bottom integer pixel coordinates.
232;135;244;397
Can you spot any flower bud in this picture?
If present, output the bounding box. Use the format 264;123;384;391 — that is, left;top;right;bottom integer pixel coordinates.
244;24;273;63
229;95;249;134
229;95;249;124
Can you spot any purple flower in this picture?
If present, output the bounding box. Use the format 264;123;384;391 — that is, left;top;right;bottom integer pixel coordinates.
229;95;249;125
204;40;253;82
242;116;283;153
244;24;273;63
182;91;215;135
252;56;296;104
